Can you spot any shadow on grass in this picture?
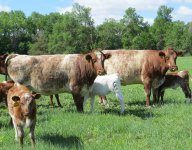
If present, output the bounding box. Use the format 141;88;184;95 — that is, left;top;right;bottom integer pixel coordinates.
101;107;155;119
41;134;84;150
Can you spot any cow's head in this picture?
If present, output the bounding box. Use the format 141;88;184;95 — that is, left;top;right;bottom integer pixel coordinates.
12;92;41;117
159;48;183;72
85;51;111;75
0;54;8;75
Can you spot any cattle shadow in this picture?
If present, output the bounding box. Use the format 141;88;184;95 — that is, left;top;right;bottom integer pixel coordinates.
102;107;155;119
41;134;84;150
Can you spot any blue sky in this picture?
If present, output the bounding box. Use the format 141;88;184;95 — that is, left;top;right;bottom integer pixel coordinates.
0;0;192;25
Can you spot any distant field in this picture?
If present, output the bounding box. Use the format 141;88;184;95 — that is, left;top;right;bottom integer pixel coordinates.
0;56;192;150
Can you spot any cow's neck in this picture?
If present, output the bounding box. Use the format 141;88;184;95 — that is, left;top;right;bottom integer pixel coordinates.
79;60;97;86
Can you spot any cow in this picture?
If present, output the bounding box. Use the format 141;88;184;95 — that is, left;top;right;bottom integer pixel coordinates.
0;54;63;108
157;70;192;103
83;73;124;114
101;48;183;106
7;84;40;147
0;54;8;75
5;51;111;112
0;80;15;106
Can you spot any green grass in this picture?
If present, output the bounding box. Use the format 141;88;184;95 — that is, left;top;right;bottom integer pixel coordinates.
0;56;192;150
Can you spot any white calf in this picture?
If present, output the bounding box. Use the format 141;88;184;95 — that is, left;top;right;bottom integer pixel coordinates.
83;73;124;114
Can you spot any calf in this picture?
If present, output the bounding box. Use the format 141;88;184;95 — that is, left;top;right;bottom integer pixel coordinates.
7;84;40;147
158;70;192;103
0;80;15;106
83;73;124;114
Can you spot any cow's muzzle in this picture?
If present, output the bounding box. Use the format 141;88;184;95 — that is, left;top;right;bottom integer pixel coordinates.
97;69;106;75
169;66;178;72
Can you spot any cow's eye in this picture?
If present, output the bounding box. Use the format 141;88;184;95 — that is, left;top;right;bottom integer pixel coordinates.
165;56;169;60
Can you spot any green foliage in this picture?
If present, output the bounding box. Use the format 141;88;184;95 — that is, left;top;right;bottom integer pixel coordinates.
96;19;123;49
121;8;149;49
151;5;173;50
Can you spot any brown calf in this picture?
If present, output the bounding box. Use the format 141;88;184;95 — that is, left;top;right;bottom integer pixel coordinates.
7;84;40;147
0;80;15;106
158;70;192;103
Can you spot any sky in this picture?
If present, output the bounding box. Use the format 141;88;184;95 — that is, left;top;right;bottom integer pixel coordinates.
0;0;192;25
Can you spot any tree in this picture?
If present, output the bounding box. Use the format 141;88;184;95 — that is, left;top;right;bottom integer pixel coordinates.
48;3;96;54
96;19;122;49
182;22;192;54
0;11;30;54
165;21;185;50
120;8;149;49
151;5;173;50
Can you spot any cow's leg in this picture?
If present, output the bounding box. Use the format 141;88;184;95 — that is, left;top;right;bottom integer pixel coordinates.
160;90;165;104
29;122;35;147
115;92;125;114
72;93;84;112
17;126;24;146
55;94;63;108
99;96;108;105
13;119;18;141
181;84;192;103
143;79;152;107
152;88;158;105
90;96;95;112
50;95;54;107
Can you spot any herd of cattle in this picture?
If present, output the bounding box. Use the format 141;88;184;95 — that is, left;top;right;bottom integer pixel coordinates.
0;48;191;147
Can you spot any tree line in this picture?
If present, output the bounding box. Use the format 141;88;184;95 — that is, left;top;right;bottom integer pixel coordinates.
0;3;192;55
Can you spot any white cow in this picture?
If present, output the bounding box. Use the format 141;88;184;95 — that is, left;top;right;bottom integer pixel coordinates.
83;73;125;114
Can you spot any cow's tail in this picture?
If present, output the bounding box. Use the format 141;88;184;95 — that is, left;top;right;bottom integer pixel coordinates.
4;54;18;81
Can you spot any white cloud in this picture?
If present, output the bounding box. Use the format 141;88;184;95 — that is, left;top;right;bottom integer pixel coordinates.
0;4;11;12
56;6;72;14
176;6;192;15
56;0;192;25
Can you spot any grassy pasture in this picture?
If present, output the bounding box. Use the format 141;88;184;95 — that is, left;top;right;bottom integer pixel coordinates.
0;56;192;150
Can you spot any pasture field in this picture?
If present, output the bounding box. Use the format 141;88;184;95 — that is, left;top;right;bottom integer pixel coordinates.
0;56;192;150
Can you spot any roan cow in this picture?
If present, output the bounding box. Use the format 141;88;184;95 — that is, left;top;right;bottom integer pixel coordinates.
7;84;40;147
157;70;192;103
102;48;183;106
83;73;124;114
5;52;111;112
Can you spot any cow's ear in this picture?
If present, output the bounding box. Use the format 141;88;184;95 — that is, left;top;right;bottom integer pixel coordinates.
176;51;183;56
159;52;165;58
12;96;20;102
104;53;111;59
32;91;41;99
85;54;92;62
34;94;41;99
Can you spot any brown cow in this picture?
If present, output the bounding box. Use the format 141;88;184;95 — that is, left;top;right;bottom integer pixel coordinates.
157;70;192;103
102;48;182;106
7;84;40;147
0;80;15;106
0;54;8;75
5;51;111;112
